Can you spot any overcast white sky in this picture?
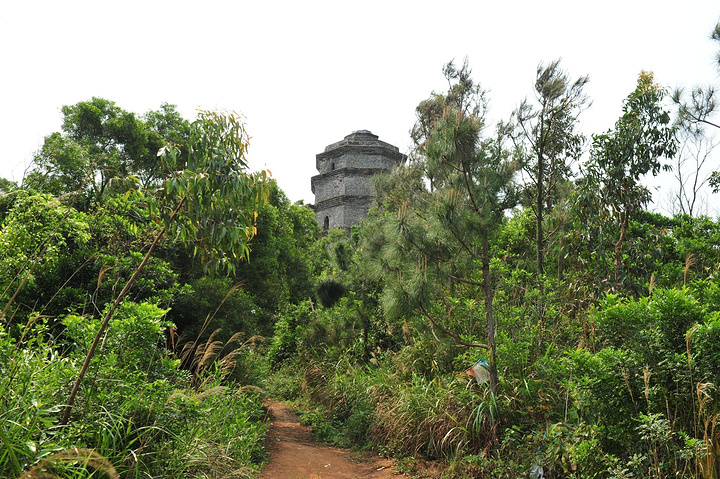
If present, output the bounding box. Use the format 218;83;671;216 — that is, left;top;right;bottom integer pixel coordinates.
1;1;719;211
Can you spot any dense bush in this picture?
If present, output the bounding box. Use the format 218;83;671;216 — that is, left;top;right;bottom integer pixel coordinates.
5;74;720;479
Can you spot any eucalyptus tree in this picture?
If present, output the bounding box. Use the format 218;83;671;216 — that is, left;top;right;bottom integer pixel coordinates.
504;60;589;277
366;61;519;394
579;72;677;286
62;110;269;424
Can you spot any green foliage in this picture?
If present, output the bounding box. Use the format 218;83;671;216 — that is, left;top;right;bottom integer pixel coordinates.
0;191;90;279
0;178;17;195
595;288;706;356
267;300;315;369
578;72;678;288
160;110;269;276
87;191;155;254
152;386;267;477
264;357;304;400
61;301;177;379
690;311;720;393
566;347;644;450
170;276;261;343
0;321;76;476
93;252;179;307
0;305;267;477
317;278;346;308
24;132;92;201
0;191;90;322
26;98;191;208
590;72;676;184
233;181;319;315
652;288;705;353
298;365;379;449
663;214;720;286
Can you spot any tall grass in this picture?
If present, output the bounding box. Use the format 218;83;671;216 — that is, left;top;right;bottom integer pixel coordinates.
296;356;497;460
0;303;268;478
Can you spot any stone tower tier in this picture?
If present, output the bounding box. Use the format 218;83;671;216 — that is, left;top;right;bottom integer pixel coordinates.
311;130;406;230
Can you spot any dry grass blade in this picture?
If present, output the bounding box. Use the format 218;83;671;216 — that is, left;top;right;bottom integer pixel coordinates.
190;328;223;371
96;264;112;291
198;340;225;372
699;411;720;479
697;382;714;417
182;329;265;391
20;448;118;479
225;331;245;347
684;252;696;286
643;365;652;405
649;273;657;296
218;348;242;375
198;385;229;400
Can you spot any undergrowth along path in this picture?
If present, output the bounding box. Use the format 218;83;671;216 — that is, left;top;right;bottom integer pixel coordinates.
259;400;405;479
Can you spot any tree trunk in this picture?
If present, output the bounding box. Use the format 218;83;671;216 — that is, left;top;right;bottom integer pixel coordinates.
536;181;544;277
482;232;498;396
536;116;546;279
614;209;629;285
536;139;546;325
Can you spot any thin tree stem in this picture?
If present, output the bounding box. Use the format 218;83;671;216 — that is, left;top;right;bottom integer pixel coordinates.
61;196;185;426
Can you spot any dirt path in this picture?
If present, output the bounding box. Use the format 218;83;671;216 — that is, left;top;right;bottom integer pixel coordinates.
258;401;406;479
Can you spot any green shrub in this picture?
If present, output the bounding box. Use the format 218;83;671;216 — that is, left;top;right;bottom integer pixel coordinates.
62;301;180;382
170;276;262;344
264;358;303;400
267;301;314;369
690;311;720;395
652;288;705;353
0;321;76;475
566;347;644;452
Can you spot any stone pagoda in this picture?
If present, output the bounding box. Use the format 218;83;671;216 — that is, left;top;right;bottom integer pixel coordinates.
311;130;406;231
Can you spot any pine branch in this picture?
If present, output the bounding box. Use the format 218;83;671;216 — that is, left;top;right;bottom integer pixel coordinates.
449;274;484;287
418;304;488;349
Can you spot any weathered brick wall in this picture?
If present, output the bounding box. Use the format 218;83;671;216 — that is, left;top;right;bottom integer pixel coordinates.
315;202;372;230
317;152;402;174
311;169;376;199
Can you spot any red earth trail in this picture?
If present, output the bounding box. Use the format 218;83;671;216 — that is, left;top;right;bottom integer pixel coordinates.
258;400;410;479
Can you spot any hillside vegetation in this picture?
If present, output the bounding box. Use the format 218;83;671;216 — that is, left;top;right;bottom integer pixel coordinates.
2;31;720;478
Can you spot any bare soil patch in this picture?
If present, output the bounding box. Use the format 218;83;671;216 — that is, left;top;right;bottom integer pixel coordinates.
258;400;407;479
